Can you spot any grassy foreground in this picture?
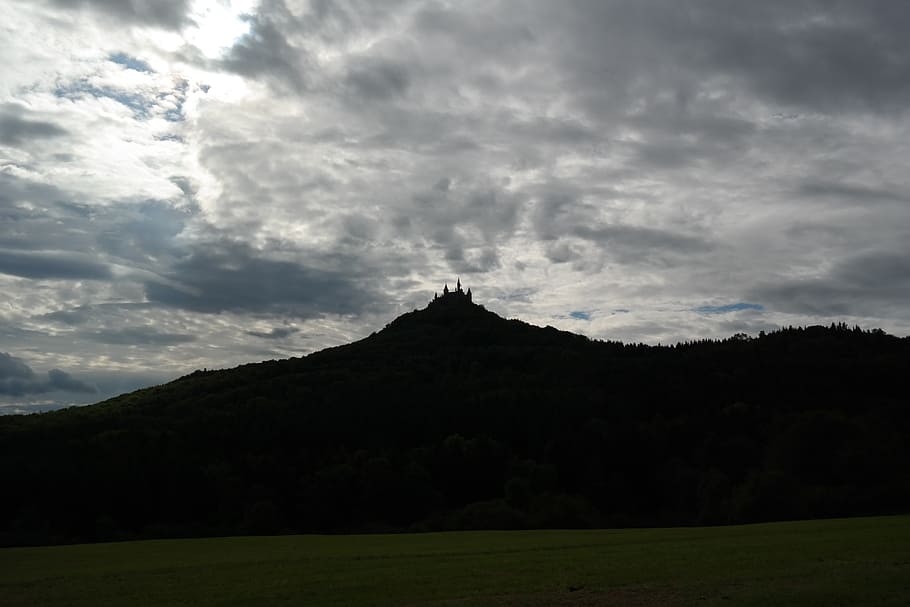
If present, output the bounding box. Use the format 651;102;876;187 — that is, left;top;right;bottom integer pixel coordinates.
1;516;908;606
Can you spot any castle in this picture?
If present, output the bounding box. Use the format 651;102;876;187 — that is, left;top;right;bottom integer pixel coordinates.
432;278;472;304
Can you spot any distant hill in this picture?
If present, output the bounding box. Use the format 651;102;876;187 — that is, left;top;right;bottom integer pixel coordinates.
2;290;909;546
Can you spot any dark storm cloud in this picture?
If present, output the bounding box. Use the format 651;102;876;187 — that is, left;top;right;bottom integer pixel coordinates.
695;2;910;114
0;106;68;145
0;352;95;396
749;249;910;316
46;368;96;392
634;141;701;170
553;1;910;118
95;200;190;264
246;326;299;340
0;250;112;280
544;241;582;264
334;214;379;247
694;303;764;314
414;183;505;222
36;303;159;328
628;108;758;143
532;189;584;242
220;7;308;93
836;251;910;289
40;308;92;325
47;0;191;29
531;187;711;265
508;116;600;146
0;173;70;221
749;281;854;316
574;224;713;260
81;327;197;346
289;0;414;46
345;56;411;100
412;2;536;58
0;353;33;384
797;180;907;204
3;165;383;322
444;244;500;274
403;182;524;274
144;241;379;317
1;172;192;278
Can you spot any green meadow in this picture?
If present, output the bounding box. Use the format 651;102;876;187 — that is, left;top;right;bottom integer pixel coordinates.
2;515;908;606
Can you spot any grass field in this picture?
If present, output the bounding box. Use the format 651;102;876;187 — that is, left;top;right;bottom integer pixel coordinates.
1;515;909;606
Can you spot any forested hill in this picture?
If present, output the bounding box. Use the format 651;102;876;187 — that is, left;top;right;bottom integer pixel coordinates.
2;295;909;546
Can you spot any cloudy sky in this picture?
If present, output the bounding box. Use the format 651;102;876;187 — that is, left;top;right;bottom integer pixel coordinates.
3;0;910;412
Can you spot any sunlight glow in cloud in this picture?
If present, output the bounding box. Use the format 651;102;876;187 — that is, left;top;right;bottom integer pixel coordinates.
185;0;259;59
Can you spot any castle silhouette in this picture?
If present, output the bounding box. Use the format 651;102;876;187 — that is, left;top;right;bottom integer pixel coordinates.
431;278;472;304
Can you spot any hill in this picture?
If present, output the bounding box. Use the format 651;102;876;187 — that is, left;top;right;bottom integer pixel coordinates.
1;290;909;545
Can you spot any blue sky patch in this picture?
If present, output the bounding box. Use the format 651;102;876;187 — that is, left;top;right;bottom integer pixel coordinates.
569;310;592;321
163;79;189;122
54;78;186;123
55;81;153;118
694;302;764;314
109;53;153;73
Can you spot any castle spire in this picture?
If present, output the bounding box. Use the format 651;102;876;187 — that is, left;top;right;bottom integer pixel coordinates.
431;280;474;305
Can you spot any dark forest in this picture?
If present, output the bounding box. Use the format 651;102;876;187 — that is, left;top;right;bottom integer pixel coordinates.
2;293;908;546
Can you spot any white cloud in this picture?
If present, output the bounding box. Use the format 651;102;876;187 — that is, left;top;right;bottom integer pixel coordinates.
2;0;910;410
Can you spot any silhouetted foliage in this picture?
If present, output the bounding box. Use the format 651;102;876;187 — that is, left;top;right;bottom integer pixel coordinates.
1;298;908;545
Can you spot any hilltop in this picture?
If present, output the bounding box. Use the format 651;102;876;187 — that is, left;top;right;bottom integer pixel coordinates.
1;288;909;545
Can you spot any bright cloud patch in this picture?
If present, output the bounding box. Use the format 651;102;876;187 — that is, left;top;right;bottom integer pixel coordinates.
185;0;257;59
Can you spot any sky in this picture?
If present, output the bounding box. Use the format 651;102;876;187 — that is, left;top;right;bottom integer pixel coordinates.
2;0;910;413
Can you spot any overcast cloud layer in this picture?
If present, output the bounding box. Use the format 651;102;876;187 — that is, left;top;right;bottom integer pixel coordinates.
2;0;910;412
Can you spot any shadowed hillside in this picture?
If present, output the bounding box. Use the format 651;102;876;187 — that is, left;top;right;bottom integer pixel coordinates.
2;290;909;546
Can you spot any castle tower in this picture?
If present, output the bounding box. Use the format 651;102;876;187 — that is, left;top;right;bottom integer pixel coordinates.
430;280;473;305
